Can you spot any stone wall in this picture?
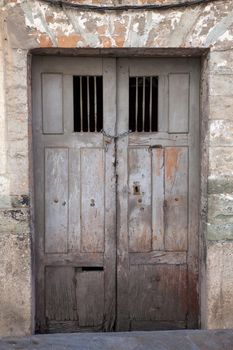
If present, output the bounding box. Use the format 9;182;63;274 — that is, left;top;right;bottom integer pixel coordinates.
0;0;233;336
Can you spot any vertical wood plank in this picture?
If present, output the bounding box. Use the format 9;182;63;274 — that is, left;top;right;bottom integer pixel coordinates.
63;74;73;134
45;267;77;321
187;61;200;328
33;58;46;331
128;147;152;252
164;147;188;251
158;75;168;132
42;73;63;134
45;148;68;253
116;58;130;330
103;58;117;135
152;148;164;250
102;58;117;330
169;73;189;133
76;271;104;327
68;148;81;252
81;148;104;253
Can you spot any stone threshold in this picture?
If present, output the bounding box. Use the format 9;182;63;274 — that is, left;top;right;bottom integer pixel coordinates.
1;330;233;350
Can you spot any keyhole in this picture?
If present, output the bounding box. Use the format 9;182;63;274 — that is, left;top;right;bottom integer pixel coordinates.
90;199;95;207
133;183;141;195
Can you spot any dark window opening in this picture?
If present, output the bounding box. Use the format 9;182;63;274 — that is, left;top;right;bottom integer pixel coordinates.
81;266;104;271
73;76;103;132
129;76;158;132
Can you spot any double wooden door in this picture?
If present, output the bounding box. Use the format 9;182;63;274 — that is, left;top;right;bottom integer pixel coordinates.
32;56;200;333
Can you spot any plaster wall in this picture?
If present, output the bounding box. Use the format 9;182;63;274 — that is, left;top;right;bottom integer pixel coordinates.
0;0;233;336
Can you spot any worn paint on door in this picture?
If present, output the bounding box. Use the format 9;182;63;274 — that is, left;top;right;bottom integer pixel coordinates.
116;58;200;330
32;57;117;332
33;56;200;333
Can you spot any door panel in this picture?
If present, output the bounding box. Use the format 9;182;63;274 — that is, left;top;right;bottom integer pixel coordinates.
128;147;152;253
33;57;116;333
116;58;200;330
80;148;105;253
129;264;188;320
45;148;69;254
42;73;63;134
165;146;188;251
33;56;200;333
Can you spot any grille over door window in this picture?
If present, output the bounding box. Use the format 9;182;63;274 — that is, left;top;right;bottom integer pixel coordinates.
129;76;158;132
73;76;103;132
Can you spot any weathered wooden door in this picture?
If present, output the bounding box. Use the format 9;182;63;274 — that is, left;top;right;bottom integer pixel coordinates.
116;58;200;330
33;56;200;333
33;57;117;332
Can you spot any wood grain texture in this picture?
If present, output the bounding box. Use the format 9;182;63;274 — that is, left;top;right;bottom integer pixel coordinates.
45;148;68;254
42;73;63;134
68;148;81;251
76;270;104;327
128;147;152;252
158;75;168;132
169;73;189;133
34;57;200;333
129;264;188;322
129;133;188;147
45;267;77;321
131;320;186;331
186;61;200;328
81;148;105;253
152;148;164;250
34;57;117;332
130;251;186;265
164;147;188;251
102;58;117;331
43;253;104;266
116;58;130;330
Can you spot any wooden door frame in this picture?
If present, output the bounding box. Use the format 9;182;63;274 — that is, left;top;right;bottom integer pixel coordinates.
29;49;209;332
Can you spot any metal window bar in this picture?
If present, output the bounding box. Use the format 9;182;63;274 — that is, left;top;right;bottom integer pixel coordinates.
73;75;103;133
87;76;90;132
142;76;146;132
135;77;138;132
129;76;158;133
149;76;152;131
80;76;83;132
94;76;97;132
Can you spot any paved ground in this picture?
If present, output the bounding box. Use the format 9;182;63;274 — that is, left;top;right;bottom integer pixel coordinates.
1;330;233;350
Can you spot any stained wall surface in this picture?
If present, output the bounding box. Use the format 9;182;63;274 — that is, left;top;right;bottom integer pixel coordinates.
1;0;233;336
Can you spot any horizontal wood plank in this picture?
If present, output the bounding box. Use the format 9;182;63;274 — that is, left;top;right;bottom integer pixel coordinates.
131;320;186;331
129;133;188;147
43;253;104;266
130;251;186;265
